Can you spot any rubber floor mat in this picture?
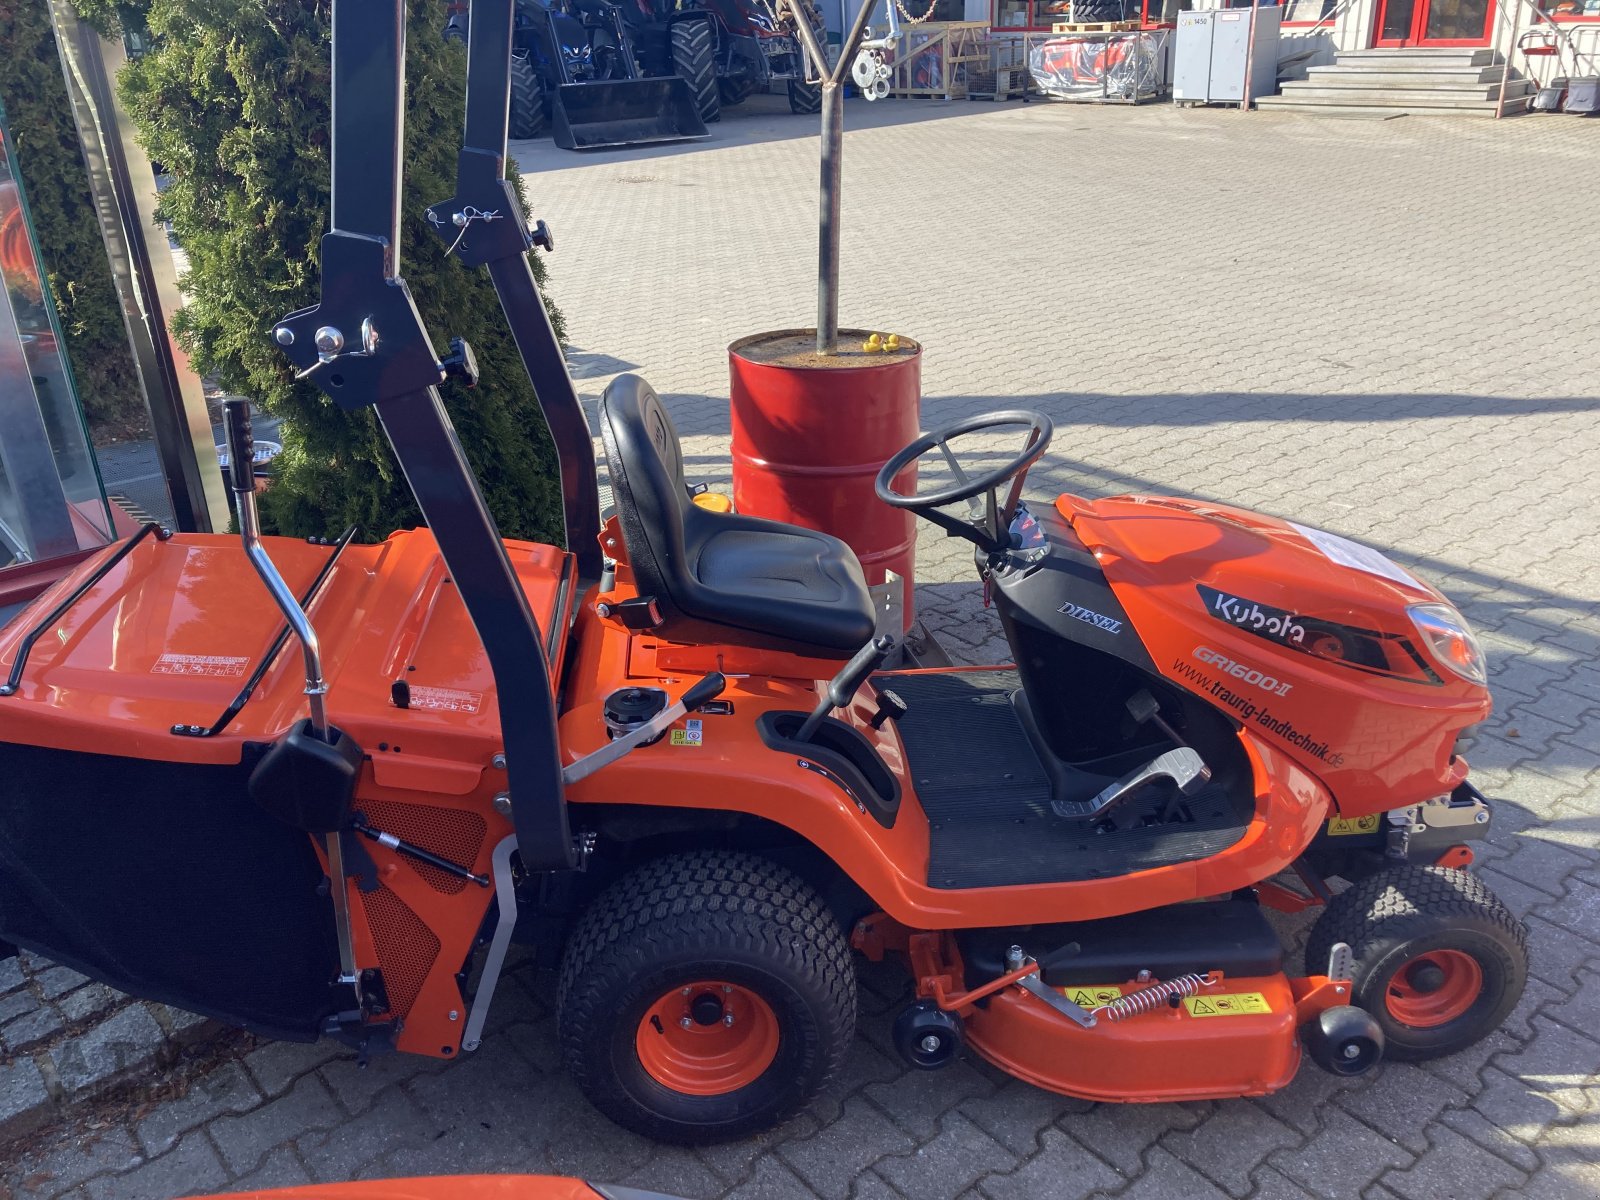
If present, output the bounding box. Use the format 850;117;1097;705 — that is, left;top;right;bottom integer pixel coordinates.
880;669;1254;890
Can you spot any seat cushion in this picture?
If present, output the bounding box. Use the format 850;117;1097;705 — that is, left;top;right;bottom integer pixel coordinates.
601;373;877;656
683;512;877;653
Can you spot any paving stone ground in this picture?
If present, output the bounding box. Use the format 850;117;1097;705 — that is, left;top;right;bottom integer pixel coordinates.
4;96;1599;1199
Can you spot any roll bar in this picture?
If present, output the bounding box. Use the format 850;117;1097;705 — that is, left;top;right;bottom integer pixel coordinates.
272;0;576;872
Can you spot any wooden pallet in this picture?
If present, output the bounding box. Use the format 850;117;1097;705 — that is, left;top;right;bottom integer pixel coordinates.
1049;19;1140;32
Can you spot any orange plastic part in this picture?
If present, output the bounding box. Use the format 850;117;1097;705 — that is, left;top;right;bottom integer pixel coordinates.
634;981;780;1095
1385;950;1483;1028
204;1176;606;1200
1059;493;1491;821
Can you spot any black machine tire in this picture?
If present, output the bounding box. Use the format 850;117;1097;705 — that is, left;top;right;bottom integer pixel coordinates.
671;19;722;124
1305;865;1527;1062
788;76;822;115
557;850;856;1143
507;53;547;140
719;75;757;106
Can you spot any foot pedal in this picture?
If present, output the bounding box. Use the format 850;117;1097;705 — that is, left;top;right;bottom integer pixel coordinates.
1051;747;1212;823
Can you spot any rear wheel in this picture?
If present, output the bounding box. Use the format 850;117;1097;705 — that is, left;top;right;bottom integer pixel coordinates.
1305;865;1526;1061
718;75;756;106
508;52;546;139
558;850;855;1143
788;76;822;114
671;19;721;124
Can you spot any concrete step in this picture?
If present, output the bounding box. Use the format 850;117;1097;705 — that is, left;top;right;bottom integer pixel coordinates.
1280;80;1529;101
1335;48;1498;68
1256;94;1528;116
1282;77;1531;97
1304;65;1506;86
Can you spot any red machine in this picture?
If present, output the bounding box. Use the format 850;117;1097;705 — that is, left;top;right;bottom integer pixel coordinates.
0;0;1524;1146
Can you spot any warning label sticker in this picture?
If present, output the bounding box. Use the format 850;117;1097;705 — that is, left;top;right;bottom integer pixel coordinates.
1326;813;1380;837
152;653;248;678
409;686;484;714
670;718;704;747
1061;984;1123;1008
1183;992;1272;1018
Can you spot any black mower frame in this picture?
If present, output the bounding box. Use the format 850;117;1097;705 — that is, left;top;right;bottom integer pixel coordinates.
273;0;597;873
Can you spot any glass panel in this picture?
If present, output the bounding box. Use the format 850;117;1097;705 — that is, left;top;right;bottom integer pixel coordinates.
1422;0;1489;39
994;0;1031;26
1379;0;1418;38
0;99;114;570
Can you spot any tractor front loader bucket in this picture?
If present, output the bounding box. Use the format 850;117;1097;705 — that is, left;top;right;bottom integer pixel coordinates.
551;78;708;150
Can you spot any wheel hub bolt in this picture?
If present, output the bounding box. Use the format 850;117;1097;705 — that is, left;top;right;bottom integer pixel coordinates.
679;1016;692;1029
1343;1043;1361;1059
920;1034;942;1054
724;1013;735;1027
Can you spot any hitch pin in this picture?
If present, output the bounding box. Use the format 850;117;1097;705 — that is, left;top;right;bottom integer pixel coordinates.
351;816;490;888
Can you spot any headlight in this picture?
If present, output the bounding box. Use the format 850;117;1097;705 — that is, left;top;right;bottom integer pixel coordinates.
1408;603;1487;685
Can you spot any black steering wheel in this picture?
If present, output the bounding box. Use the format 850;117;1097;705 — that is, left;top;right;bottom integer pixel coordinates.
874;410;1054;552
876;410;1053;509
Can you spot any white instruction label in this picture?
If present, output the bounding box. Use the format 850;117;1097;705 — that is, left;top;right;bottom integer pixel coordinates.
409;686;483;714
152;653;249;678
1289;523;1424;591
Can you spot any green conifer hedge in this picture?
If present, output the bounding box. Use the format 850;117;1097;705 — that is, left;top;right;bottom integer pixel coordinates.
116;0;570;544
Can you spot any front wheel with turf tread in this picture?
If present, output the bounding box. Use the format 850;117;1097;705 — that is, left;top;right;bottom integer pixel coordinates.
557;850;856;1144
507;53;546;139
1305;864;1527;1062
671;19;721;124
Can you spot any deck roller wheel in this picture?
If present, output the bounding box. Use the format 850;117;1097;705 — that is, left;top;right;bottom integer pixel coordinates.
557;850;855;1143
893;1000;964;1069
1305;864;1526;1062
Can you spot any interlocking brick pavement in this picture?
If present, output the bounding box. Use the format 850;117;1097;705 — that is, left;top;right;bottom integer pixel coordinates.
4;95;1599;1199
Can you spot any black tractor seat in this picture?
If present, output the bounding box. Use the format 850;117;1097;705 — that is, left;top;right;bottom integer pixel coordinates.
599;375;876;657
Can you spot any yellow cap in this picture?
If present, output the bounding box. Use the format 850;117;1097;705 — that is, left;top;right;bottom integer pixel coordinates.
692;491;733;513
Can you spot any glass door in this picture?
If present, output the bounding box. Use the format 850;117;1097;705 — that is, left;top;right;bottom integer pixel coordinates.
1375;0;1495;44
0;101;114;576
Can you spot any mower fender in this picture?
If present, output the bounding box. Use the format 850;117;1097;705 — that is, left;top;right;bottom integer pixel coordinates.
963;972;1303;1102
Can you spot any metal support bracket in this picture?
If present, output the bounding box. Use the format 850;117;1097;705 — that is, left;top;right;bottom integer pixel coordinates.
462;836;519;1052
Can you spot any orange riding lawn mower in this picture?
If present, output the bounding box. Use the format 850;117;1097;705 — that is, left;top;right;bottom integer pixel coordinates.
0;0;1527;1146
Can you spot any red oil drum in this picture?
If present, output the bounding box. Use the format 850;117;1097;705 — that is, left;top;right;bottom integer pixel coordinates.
728;329;921;628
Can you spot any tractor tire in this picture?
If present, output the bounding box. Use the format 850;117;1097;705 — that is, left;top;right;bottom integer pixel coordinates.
788;77;822;115
1305;865;1527;1062
718;75;756;107
671;19;721;124
557;850;856;1144
508;53;546;140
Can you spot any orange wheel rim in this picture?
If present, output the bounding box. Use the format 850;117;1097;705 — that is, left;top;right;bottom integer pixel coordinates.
1385;949;1483;1028
635;980;780;1096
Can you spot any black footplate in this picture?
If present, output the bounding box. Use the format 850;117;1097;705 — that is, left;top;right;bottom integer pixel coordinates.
879;669;1255;890
957;898;1282;987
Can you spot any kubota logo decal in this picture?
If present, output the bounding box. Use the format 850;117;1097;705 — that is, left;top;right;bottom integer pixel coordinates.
1057;602;1123;634
1198;585;1306;646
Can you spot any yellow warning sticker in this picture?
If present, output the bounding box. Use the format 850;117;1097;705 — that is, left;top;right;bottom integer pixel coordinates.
669;719;704;747
1183;992;1272;1018
1061;984;1124;1008
1326;813;1380;837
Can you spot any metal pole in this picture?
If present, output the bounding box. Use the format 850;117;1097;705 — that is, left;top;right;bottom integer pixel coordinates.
792;0;885;356
1495;0;1521;118
816;79;844;354
1241;1;1259;112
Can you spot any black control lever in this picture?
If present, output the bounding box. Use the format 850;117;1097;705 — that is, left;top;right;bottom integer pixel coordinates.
224;399;256;495
795;636;896;743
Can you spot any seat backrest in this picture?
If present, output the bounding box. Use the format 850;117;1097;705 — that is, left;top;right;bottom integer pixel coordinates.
598;374;694;621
